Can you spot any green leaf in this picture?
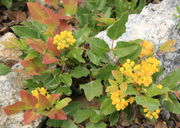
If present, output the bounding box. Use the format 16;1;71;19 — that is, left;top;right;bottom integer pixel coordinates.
90;109;105;123
87;37;109;56
145;83;170;97
61;120;78;128
159;40;176;53
80;80;103;101
161;93;180;114
86;122;106;128
63;101;82;116
71;66;90;78
87;50;101;65
60;73;72;86
124;85;139;95
73;108;92;123
55;98;72;110
54;86;72;96
136;96;160;111
0;63;11;75
112;70;123;83
46;119;63;127
1;0;12;9
91;64;117;80
107;12;128;40
68;47;85;63
109;111;119;126
161;68;180;90
113;41;139;58
100;98;116;115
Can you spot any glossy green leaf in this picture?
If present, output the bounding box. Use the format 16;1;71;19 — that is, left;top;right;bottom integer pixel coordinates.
46;119;63;127
86;122;106;128
109;111;119;126
90;109;105;123
68;47;85;63
80;80;103;101
136;96;160;111
161;68;180;90
145;84;170;97
61;120;78;128
113;41;139;58
73;108;92;123
107;12;128;40
87;37;109;56
100;98;116;115
161;93;180;114
71;66;90;78
0;63;11;75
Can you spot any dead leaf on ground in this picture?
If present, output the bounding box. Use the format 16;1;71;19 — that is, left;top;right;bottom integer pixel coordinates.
155;121;168;128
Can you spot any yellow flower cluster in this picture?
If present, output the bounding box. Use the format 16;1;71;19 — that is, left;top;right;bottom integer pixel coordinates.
53;31;76;50
31;87;50;99
111;90;135;111
139;40;154;58
120;57;160;87
143;107;160;119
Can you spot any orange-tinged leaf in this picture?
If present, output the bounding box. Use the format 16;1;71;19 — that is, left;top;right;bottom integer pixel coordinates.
59;19;72;32
48;94;61;106
3;101;26;115
43;53;59;64
48;109;67;120
23;110;40;125
38;94;50;110
45;0;59;9
46;38;60;56
112;70;123;83
20;90;38;108
26;39;46;54
96;17;116;25
55;98;72;110
27;2;46;21
160;40;176;53
62;0;78;15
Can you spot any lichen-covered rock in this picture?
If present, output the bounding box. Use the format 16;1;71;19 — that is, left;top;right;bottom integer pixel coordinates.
96;0;180;75
0;32;21;64
0;72;41;128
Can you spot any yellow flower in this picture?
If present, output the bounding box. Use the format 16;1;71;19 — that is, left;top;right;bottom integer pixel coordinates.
53;31;76;50
156;84;163;89
143;106;161;119
31;87;49;98
139;40;154;58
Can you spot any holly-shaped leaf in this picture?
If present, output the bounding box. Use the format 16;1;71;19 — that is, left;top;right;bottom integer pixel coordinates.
63;0;78;15
38;94;50;110
68;47;85;63
46;38;60;56
100;98;116;115
20;90;38;108
0;63;11;75
71;66;90;78
73;108;92;123
23;110;40;125
43;53;59;64
107;12;128;40
160;40;176;53
48;109;67;120
3;101;26;115
55;98;72;110
80;80;103;101
136;96;160;111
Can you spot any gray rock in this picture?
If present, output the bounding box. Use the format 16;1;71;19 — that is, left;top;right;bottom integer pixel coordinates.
0;72;41;128
96;0;180;76
0;32;21;62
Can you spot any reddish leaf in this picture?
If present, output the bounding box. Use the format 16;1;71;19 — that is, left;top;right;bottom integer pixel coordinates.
48;109;67;120
46;38;60;56
27;2;46;21
58;9;73;20
23;110;40;125
45;0;59;9
26;39;46;54
3;101;26;115
38;94;50;110
43;53;59;64
59;19;72;32
62;0;78;15
48;94;61;106
20;90;38;108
